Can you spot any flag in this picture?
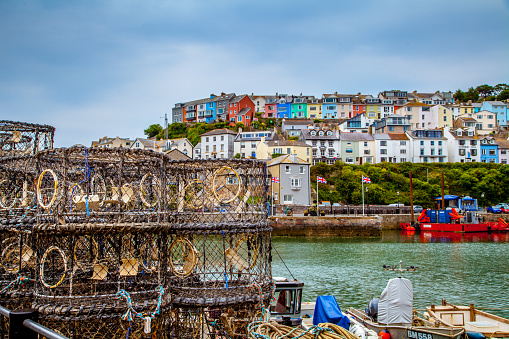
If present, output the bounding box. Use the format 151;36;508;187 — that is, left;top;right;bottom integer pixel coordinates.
362;176;371;184
271;177;279;183
317;176;327;184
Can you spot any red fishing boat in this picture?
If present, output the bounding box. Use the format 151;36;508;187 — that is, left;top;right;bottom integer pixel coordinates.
401;208;509;233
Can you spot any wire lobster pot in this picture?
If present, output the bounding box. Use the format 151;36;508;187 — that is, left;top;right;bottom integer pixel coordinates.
0;155;38;326
0;120;54;157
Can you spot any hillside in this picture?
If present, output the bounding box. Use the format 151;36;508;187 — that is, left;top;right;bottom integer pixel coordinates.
310;161;509;208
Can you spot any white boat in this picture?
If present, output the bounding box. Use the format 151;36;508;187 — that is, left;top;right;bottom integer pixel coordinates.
426;300;509;338
347;272;465;339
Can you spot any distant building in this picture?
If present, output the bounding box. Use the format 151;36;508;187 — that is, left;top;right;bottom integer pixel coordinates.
444;127;480;163
480;136;498;163
165;138;193;157
167;148;191;160
234;130;277;159
405;129;448;163
373;114;411;134
282;119;314;137
267;154;311;206
198;128;237;159
339;113;371;133
339;132;375;164
373;133;410;163
257;138;312;164
92;136;134;148
130;138;163;152
299;129;340;165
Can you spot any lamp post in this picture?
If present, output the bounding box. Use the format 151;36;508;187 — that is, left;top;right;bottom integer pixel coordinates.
397;191;400;214
481;192;485;211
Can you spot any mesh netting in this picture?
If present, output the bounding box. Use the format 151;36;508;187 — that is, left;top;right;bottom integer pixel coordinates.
0;120;54;157
0;146;272;338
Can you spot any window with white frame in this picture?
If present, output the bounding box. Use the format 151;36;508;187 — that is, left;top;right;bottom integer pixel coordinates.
283;194;293;204
299;166;305;174
285;165;290;173
291;178;301;188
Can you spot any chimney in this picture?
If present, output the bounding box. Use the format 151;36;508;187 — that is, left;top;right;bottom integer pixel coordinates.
238;127;242;133
261;136;265;143
292;152;297;163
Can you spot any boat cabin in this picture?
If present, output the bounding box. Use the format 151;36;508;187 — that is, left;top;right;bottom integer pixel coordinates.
270;277;304;317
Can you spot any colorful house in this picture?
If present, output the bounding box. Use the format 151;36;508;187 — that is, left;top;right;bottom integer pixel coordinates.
276;95;292;119
264;96;278;118
429;104;454;129
322;93;338;119
480;136;498;163
307;98;322;119
291;96;309;118
229;95;255;126
365;97;381;120
352;98;366;117
480;101;508;126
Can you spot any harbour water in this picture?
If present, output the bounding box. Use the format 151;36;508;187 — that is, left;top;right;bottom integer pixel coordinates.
271;231;509;318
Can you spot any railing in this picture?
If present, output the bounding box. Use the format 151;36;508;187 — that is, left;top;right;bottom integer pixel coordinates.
0;306;67;339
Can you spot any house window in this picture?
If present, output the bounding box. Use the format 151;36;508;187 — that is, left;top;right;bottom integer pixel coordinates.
291;178;301;188
471;149;477;156
400;149;406;154
459;149;466;156
381;157;387;162
489;149;496;156
502;150;507;155
444;116;447;121
380;141;387;146
206;137;209;142
241;142;245;148
274;192;278;201
213;137;216;142
420;148;425;156
300;166;305;174
307;148;310;156
312;149;317;156
346;149;353;153
251;142;256;148
439;141;442;146
438;149;442;155
431;149;435;155
221;136;224;141
312;141;317;146
287;148;291;154
329;149;334;157
380;149;387;154
430;141;434;146
283;194;293;204
389;126;394;131
364;142;368;147
221;144;224;151
400;141;406;145
320;141;325;147
206;145;209;152
285;166;290;173
328;141;333;147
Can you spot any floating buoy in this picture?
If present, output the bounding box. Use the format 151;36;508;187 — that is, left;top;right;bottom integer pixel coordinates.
379;329;391;339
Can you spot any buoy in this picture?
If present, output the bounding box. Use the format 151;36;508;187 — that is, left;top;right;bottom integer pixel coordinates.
379;329;391;339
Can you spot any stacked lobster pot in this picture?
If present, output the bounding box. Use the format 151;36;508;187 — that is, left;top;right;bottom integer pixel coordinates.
164;159;273;339
0;121;55;336
30;147;172;338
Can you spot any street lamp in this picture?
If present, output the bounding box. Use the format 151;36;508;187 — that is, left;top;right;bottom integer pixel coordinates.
481;192;485;210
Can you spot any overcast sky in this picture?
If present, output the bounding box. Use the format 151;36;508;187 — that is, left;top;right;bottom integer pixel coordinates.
1;0;508;147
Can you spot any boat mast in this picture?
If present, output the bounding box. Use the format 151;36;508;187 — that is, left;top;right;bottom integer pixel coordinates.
410;171;414;224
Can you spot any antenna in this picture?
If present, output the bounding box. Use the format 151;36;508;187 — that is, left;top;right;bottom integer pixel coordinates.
160;113;168;141
383;261;418;277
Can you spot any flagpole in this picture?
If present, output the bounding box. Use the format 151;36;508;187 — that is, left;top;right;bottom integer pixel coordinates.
362;176;365;216
271;178;274;216
316;176;319;216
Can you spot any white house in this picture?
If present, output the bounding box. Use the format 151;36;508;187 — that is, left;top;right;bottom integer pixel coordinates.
406;129;448;163
299;129;340;165
198;128;237;159
193;142;201;159
373;133;410;163
166;138;193;157
130;138;163;152
233;130;277;159
339;113;371;133
443;127;480;163
282;119;314;137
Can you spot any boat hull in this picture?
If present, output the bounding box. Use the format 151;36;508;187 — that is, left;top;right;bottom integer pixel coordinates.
419;222;490;232
347;308;465;339
426;303;509;338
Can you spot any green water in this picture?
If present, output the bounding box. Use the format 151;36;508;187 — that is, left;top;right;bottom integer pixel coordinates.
271;231;509;318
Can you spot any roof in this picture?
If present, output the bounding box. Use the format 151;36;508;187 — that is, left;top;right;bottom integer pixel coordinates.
300;129;340;140
200;128;237;137
282;119;313;126
485;101;507;106
133;138;159;148
457;117;477;122
169;138;186;145
236;107;251;116
166;149;191;160
388;133;409;140
340;133;374;141
373;134;391;140
234;131;277;142
383;114;407;119
495;139;509;149
230;94;248;103
404;101;431;107
267;154;309;166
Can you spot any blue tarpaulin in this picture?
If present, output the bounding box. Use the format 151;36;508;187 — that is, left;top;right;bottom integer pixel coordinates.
313;296;350;330
434;195;459;200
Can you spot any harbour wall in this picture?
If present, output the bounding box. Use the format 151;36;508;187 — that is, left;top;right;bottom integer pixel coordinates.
269;213;509;235
269;216;382;237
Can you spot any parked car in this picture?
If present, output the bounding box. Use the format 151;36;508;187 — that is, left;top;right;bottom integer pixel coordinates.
388;203;404;207
487;206;502;213
332;203;341;207
494;203;509;209
500;207;509;214
413;205;423;213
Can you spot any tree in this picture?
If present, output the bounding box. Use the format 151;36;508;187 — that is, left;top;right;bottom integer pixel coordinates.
498;89;509;101
476;84;494;99
454;89;465;102
464;87;479;102
494;83;509;96
234;122;245;132
144;124;163;138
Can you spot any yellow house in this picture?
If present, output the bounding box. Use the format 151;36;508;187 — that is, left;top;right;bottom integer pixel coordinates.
366;101;381;120
307;99;322;119
460;102;476;116
256;138;312;164
431;105;454;129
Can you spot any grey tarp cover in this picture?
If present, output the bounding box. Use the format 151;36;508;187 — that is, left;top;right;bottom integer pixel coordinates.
377;277;413;325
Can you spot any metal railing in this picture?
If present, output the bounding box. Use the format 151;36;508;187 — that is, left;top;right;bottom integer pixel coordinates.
0;306;67;339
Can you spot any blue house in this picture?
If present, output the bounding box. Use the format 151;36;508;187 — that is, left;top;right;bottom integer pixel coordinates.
276;96;292;119
205;99;216;123
480;136;498;163
481;101;508;126
322;93;338;119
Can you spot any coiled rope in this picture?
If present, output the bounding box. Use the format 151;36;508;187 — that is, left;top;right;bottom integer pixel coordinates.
248;321;361;339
